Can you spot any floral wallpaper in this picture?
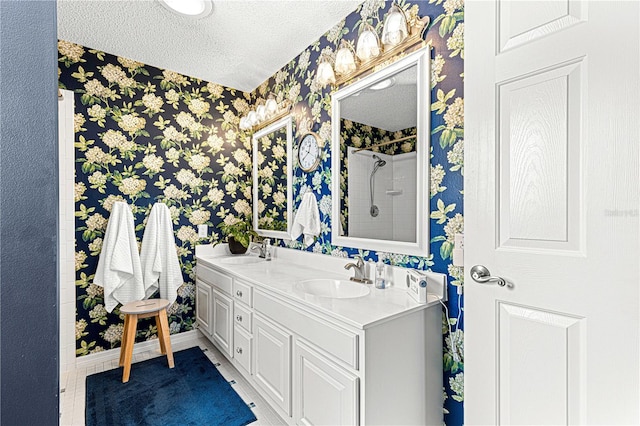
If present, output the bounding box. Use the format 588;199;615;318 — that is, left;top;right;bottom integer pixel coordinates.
252;0;464;424
58;42;254;355
339;119;417;236
255;124;289;231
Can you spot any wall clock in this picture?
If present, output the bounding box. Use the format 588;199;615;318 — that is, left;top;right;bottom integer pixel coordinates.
297;132;321;173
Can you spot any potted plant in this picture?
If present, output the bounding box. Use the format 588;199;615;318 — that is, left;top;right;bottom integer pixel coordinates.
217;215;258;254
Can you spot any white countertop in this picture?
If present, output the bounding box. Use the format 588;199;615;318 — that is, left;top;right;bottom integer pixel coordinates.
196;244;444;330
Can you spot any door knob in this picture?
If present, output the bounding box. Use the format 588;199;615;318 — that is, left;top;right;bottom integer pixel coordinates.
470;265;506;287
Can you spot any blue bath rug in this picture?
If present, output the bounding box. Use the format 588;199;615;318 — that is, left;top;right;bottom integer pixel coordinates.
86;346;257;426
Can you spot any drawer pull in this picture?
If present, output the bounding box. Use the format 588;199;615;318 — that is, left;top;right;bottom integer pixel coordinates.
236;290;243;297
236;347;243;354
236;315;243;322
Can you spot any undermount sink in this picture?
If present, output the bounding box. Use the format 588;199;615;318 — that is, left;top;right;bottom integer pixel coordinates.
218;256;263;265
296;279;370;299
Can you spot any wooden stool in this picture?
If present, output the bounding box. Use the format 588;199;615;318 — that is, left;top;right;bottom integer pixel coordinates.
118;298;174;383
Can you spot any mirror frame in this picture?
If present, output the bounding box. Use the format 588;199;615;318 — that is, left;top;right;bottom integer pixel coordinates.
252;115;293;239
330;46;430;257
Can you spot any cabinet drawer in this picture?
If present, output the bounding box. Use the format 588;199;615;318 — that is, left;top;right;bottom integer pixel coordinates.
234;326;252;374
197;264;232;295
233;279;253;307
254;290;359;369
234;303;252;334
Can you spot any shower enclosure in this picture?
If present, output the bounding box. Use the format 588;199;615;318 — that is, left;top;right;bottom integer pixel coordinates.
346;148;417;242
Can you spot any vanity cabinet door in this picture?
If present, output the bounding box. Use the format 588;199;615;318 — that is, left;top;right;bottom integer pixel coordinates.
293;340;359;426
212;288;233;358
253;314;291;415
195;279;212;336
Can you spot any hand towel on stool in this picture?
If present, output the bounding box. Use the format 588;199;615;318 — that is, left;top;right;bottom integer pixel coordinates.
290;191;320;248
94;202;145;313
140;202;183;304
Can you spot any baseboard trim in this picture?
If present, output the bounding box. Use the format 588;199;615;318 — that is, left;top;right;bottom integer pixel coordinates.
74;330;200;369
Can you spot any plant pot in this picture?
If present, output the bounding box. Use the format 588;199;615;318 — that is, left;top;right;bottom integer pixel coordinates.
228;236;248;254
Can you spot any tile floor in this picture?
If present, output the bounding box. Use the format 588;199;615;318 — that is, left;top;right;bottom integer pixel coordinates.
59;334;286;426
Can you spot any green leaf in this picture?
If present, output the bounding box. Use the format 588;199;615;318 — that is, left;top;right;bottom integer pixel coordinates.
440;129;453;148
431;125;446;135
439;16;453;37
440;241;453;260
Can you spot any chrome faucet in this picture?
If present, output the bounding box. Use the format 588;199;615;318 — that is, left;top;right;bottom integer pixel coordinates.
344;256;372;284
251;238;271;261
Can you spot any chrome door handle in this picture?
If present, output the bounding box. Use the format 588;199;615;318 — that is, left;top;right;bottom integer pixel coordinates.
236;315;242;322
236;290;243;297
470;265;506;287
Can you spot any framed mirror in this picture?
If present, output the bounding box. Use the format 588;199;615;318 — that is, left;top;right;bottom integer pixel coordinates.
331;47;430;256
252;115;293;239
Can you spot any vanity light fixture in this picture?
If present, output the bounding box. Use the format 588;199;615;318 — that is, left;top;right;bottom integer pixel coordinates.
334;40;357;75
355;23;381;62
158;0;213;18
316;58;336;87
381;3;409;47
256;104;267;122
239;96;292;132
315;3;430;89
265;95;278;117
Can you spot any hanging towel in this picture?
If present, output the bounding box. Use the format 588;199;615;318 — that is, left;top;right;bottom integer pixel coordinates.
140;202;183;304
290;191;320;248
94;202;145;313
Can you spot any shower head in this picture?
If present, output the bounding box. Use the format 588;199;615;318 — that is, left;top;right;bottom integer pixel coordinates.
372;154;386;167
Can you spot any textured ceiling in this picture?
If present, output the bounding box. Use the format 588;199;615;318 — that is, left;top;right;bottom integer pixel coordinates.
57;0;361;92
341;64;417;132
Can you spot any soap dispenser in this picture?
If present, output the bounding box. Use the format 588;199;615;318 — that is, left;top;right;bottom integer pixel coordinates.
375;259;386;289
264;238;272;261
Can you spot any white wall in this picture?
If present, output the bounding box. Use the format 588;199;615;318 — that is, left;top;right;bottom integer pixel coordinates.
59;89;76;374
392;152;417;242
347;148;416;242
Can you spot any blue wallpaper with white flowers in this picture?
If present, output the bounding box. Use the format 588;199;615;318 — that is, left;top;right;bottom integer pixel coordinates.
253;1;464;423
58;42;254;355
255;125;289;231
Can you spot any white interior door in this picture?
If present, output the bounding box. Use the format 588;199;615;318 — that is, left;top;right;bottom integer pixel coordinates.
465;1;639;424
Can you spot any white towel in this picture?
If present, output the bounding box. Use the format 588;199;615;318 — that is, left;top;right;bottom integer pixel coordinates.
140;202;183;304
93;202;145;313
290;192;320;247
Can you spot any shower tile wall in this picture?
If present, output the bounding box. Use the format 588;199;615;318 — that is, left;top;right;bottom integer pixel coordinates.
347;150;394;240
392;153;417;242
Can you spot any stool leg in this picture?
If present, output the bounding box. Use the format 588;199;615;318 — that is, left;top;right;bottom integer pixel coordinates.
119;314;130;367
122;313;138;383
155;314;167;355
157;308;174;369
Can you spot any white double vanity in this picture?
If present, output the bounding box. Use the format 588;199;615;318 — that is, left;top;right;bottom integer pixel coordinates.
195;244;444;425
